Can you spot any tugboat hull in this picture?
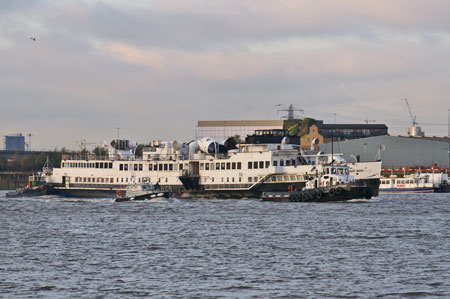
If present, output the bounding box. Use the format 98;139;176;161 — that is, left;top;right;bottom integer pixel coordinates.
5;185;50;198
261;184;373;202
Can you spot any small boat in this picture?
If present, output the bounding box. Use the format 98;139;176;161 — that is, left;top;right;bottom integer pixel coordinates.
5;185;49;198
6;159;52;198
261;165;373;202
379;174;436;193
115;182;170;202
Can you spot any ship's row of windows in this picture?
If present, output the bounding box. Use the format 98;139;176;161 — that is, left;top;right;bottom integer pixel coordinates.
200;162;242;171
119;163;185;172
73;177;170;184
199;159;298;171
62;162;113;169
381;179;415;185
324;168;349;175
272;159;298;167
249;174;302;183
246;159;298;168
63;158;300;171
74;177;115;183
248;161;270;169
271;175;304;182
202;177;243;183
72;173;306;185
201;174;304;183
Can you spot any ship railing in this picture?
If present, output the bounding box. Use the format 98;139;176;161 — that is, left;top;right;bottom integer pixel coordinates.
248;173;273;190
62;154;111;161
68;183;126;189
62;154;140;161
203;174;274;191
204;183;253;190
65;183;176;192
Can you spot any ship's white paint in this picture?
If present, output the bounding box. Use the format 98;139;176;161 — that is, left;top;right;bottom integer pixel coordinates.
380;172;449;193
44;138;381;192
304;165;355;190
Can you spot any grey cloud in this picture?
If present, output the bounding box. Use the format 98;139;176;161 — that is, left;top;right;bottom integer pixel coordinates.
36;1;450;51
0;0;43;12
2;1;450;149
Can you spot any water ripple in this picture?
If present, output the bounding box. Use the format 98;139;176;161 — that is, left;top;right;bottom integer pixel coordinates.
1;191;450;297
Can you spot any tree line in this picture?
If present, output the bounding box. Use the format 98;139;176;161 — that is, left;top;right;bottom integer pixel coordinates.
0;152;62;172
0;146;114;172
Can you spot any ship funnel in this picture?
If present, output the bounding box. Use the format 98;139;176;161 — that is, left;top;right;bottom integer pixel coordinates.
223;137;238;150
281;137;290;145
311;138;319;151
188;141;199;159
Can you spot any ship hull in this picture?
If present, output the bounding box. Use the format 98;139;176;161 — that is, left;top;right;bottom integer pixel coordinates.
179;178;379;199
49;185;182;198
30;178;380;200
261;184;374;202
6;185;50;198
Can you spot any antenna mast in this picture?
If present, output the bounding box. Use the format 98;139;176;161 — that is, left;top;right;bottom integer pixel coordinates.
116;127;121;139
277;104;304;120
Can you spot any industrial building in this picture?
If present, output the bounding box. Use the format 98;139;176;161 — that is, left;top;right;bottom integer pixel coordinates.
300;121;388;151
319;135;450;170
196;118;390;148
1;134;25;151
195;120;284;142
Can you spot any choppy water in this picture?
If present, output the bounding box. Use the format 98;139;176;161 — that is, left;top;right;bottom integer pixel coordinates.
1;191;450;298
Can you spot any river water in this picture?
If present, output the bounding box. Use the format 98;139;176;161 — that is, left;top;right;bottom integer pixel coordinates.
1;191;450;298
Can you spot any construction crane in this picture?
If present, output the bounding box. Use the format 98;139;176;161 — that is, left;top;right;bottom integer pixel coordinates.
404;98;424;137
404;98;418;126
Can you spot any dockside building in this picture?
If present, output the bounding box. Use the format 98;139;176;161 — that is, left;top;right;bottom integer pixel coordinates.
319;135;450;170
300;121;388;151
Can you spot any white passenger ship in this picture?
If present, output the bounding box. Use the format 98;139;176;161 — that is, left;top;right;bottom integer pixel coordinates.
42;136;381;199
380;173;449;193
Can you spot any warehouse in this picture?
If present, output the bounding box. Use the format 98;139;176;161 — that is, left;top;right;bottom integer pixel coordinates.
319;135;450;169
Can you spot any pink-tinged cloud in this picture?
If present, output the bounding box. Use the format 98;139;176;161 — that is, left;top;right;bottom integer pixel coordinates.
102;42;272;81
101;38;440;83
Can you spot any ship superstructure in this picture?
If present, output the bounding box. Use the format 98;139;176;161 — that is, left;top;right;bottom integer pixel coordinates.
43;137;381;198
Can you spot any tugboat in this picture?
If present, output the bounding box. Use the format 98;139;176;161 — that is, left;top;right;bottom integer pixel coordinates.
5;157;53;198
261;165;374;202
115;178;170;202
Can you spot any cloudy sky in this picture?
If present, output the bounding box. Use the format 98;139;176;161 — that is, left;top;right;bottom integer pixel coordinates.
1;0;450;150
